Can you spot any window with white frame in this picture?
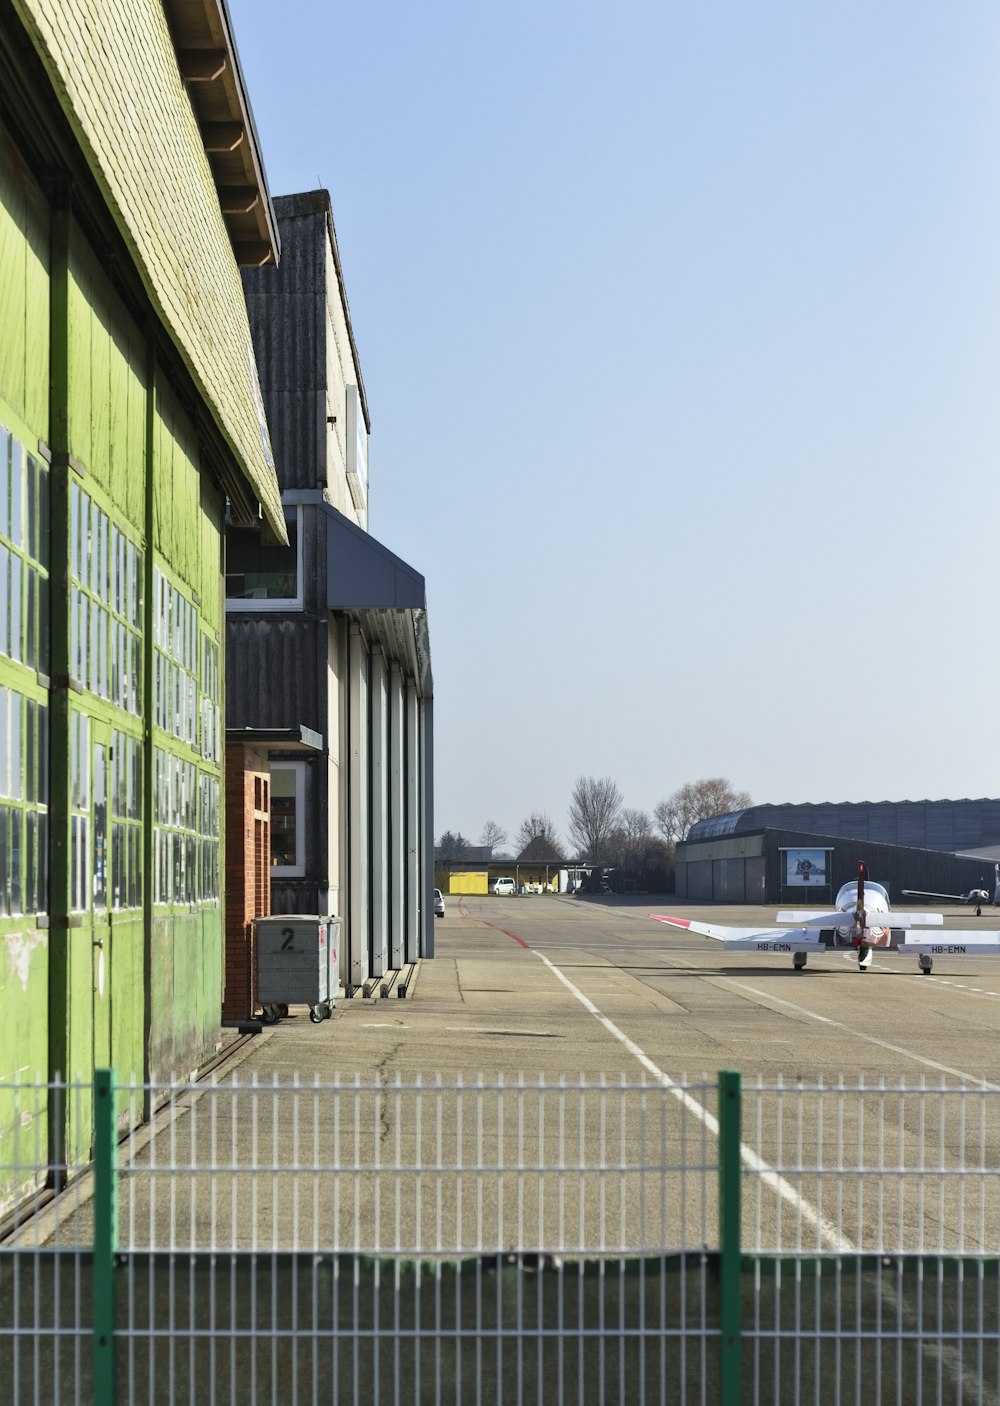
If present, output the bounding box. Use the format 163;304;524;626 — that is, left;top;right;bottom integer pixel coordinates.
225;509;301;610
269;762;305;876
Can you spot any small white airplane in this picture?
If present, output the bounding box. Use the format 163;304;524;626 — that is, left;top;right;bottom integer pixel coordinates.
651;862;1000;974
903;868;997;917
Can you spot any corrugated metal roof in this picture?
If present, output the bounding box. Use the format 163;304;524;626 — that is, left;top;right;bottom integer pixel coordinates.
688;800;1000;851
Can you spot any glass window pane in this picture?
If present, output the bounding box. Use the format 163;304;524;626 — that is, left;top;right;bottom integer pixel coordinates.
225;520;298;600
9;697;20;801
271;768;297;867
38;461;48;571
8;807;21;914
0;545;8;658
98;512;108;604
0;688;7;798
38;572;48;676
0;808;8;917
25;566;35;671
0;426;9;540
92;743;106;909
8;554;20;662
25;699;35;805
26;811;37;914
9;438;23;549
26;455;37;560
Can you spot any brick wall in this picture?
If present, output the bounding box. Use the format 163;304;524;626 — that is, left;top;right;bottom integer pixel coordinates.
224;744;270;1020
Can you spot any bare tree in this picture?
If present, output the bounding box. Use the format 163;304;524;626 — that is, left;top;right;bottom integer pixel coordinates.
479;820;507;855
606;809;653;871
621;808;652;864
567;776;623;862
514;812;563;860
653;778;751;846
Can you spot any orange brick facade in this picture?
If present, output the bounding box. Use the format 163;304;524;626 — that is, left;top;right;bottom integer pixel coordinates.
224;744;271;1021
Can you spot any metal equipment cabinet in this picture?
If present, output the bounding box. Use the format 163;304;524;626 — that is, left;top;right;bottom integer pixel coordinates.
255;915;338;1023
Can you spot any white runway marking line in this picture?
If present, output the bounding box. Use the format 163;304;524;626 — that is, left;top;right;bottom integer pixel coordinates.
721;979;1000;1090
536;947;998;1406
533;950;852;1252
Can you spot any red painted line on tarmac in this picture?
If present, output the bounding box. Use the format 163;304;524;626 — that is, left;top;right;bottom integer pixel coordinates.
452;902;529;947
499;927;530;948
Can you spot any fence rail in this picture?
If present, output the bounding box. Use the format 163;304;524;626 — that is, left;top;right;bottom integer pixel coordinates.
2;1071;1000;1403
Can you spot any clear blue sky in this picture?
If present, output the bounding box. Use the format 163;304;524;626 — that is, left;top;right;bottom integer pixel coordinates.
234;1;1000;848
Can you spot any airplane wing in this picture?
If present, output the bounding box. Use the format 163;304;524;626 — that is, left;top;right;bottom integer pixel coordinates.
776;909;943;928
901;889;961;902
650;915;826;949
897;930;1000;953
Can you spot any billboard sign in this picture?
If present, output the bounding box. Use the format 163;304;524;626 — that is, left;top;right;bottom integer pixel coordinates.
784;848;828;886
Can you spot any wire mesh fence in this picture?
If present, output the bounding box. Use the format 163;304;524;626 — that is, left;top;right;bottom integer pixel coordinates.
1;1072;1000;1403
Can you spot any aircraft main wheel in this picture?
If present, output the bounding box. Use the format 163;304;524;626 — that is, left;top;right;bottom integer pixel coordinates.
919;955;933;975
792;953;807;970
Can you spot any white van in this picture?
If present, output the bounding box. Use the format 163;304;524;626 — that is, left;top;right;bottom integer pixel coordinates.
492;877;516;896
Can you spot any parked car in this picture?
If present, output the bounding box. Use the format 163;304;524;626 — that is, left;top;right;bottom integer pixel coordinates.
492;877;516;896
433;888;445;917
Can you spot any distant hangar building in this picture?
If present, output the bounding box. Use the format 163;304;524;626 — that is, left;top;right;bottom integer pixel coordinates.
674;800;1000;905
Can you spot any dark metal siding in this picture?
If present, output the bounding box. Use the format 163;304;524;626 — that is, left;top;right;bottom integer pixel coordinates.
686;861;713;901
242;203;327;492
745;856;766;902
713;858;746;903
761;830;996;905
225;616;326;732
676;828;998;904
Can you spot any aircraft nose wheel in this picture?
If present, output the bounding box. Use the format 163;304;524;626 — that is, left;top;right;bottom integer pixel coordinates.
792;952;807;970
919;954;933;975
858;944;873;970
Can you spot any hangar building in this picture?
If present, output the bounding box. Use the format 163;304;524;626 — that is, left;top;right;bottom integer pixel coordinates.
674;800;1000;905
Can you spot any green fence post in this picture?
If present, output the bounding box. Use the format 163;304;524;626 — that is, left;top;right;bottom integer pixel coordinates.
718;1069;742;1406
93;1069;117;1405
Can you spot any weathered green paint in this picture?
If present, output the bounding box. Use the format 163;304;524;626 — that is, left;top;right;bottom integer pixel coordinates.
1;11;254;1198
0;124;52;1196
109;913;144;1087
13;0;285;539
64;227;147;533
46;201;78;1172
145;367;224;1081
147;908;224;1081
0;125;49;435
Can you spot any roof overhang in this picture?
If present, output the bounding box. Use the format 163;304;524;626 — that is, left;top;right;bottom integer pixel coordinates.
324;504;432;697
226;725;324;753
162;0;279;267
